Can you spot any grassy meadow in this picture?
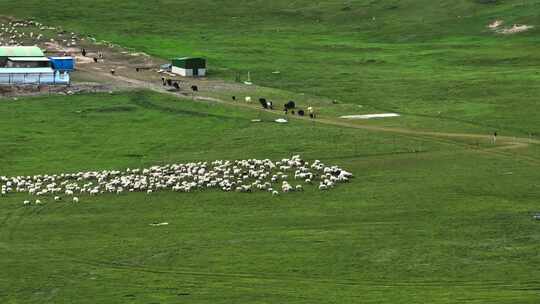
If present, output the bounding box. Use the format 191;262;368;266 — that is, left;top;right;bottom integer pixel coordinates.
0;92;539;303
0;0;540;303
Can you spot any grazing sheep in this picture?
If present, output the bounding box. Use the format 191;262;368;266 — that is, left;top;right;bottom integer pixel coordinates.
0;156;351;201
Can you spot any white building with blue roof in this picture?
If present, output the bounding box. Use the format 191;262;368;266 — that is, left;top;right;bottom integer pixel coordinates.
0;46;73;85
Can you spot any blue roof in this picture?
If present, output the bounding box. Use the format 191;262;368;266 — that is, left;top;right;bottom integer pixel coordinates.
49;57;75;71
49;56;74;60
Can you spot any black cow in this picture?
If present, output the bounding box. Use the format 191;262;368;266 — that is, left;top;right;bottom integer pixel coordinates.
298;110;305;116
173;82;180;90
259;99;268;109
284;100;296;110
191;85;199;92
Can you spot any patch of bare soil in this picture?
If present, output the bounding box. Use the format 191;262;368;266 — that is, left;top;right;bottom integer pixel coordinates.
0;16;263;100
0;82;114;98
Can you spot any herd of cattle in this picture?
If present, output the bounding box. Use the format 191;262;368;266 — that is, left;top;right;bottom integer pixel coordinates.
0;155;352;205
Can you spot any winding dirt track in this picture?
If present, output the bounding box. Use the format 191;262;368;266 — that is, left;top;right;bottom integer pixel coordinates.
77;64;540;165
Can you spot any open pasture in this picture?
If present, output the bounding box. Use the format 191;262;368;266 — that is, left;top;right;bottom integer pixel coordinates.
0;92;539;303
0;0;540;302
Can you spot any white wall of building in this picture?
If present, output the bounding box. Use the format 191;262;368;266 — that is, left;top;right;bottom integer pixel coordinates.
172;66;206;77
0;69;70;85
172;66;192;77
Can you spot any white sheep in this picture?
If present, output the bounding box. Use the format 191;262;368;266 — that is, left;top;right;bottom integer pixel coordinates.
0;155;350;199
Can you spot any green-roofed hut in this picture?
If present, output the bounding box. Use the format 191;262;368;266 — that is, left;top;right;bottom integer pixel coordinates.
0;46;46;67
171;57;206;77
0;46;45;57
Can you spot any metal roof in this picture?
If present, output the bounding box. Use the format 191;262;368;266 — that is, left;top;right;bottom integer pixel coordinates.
49;56;74;60
172;57;204;60
8;57;50;62
0;46;45;57
0;68;55;74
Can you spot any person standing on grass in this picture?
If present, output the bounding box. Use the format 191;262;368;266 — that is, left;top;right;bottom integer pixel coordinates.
492;131;498;144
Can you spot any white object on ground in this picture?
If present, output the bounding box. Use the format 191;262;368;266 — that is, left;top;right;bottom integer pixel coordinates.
251;119;262;122
488;20;503;29
275;118;288;123
340;113;400;120
150;222;169;226
498;24;534;34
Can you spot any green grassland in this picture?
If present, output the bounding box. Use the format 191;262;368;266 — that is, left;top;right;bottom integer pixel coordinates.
1;1;540;303
1;92;539;303
3;0;540;135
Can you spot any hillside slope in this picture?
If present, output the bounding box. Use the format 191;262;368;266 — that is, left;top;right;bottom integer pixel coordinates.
2;0;540;134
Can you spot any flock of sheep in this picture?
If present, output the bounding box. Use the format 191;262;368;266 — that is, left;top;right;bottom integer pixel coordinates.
0;155;352;205
0;19;88;48
0;20;47;46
